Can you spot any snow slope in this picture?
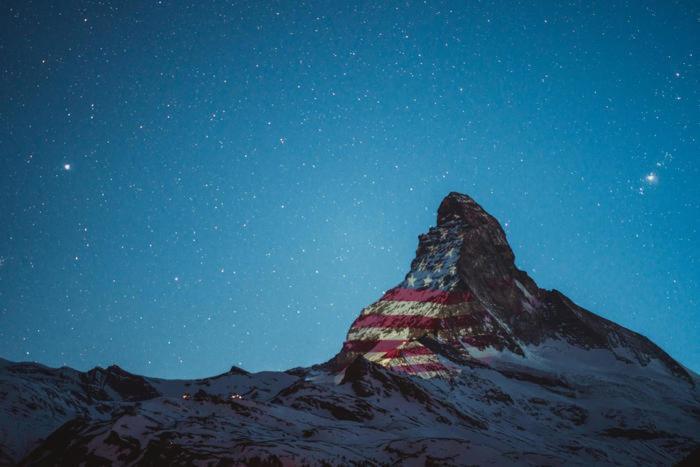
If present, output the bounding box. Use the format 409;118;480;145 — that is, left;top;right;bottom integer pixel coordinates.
1;193;698;466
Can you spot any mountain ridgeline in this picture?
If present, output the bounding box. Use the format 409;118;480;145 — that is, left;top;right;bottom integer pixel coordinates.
331;193;691;382
1;193;698;466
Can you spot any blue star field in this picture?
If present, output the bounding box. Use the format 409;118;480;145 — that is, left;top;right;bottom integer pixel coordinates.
0;1;698;377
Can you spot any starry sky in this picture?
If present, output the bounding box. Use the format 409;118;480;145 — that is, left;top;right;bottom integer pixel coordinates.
1;1;698;378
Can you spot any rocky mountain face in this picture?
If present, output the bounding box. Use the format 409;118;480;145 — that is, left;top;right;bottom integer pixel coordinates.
1;193;698;466
332;193;691;382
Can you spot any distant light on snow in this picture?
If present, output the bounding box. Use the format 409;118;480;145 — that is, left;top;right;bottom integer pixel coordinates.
645;172;658;184
63;163;71;171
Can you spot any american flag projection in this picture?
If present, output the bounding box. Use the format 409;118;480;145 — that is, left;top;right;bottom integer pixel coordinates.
340;219;482;378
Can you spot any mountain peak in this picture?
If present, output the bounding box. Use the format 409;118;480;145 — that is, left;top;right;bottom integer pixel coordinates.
437;192;488;226
2;193;697;466
332;192;692;383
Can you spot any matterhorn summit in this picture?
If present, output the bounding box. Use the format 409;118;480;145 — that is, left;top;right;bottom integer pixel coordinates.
333;192;692;384
1;193;698;466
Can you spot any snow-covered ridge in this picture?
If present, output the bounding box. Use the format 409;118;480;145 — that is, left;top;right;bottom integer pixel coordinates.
1;192;698;465
1;343;698;465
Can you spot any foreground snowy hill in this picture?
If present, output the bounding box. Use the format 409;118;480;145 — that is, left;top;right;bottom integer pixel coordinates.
1;193;698;465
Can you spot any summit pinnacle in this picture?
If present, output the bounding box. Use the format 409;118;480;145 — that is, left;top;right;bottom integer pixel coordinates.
333;193;691;382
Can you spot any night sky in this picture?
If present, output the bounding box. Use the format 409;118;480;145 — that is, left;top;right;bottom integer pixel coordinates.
1;1;698;378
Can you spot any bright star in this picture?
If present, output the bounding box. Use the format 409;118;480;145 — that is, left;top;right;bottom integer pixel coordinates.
645;172;658;185
63;163;71;171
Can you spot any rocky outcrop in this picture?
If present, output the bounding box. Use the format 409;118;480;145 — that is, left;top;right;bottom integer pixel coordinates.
333;192;692;384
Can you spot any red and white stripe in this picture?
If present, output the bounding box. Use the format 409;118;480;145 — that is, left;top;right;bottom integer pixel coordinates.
341;287;474;377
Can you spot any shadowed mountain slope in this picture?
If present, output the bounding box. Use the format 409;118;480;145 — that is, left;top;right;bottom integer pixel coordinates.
1;193;698;466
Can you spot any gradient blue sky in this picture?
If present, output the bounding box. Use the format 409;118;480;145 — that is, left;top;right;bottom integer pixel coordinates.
1;1;698;378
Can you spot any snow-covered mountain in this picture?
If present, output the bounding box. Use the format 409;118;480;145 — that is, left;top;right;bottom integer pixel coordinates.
2;193;698;466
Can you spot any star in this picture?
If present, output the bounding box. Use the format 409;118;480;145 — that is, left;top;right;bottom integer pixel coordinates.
446;248;456;258
63;163;71;171
407;275;416;287
423;275;433;287
645;172;658;185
